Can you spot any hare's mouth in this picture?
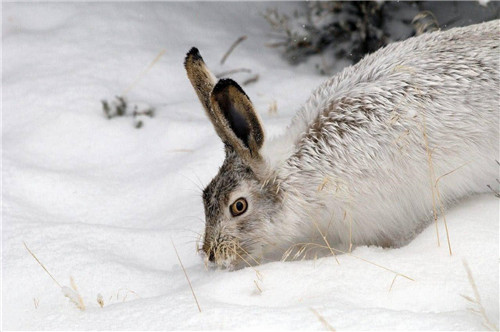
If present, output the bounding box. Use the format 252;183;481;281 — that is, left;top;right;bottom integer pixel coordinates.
198;250;238;270
198;240;258;270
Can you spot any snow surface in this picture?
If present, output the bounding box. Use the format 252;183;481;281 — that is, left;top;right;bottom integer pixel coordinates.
2;2;499;330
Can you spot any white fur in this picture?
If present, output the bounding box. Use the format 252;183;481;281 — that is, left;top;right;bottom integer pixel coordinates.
259;20;499;254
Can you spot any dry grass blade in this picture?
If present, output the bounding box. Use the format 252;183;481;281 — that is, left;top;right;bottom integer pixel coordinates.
310;308;336;331
171;239;202;313
420;115;441;247
347;210;353;253
311;217;340;265
235;243;261;267
265;41;287;48
254;280;263;293
23;241;62;288
215;68;252;78
168;149;194;153
317;177;330;192
490;161;500;197
268;100;278;115
281;246;295;262
486;184;500;198
395;65;454;255
243;74;259;86
116;288;141;301
393;129;410;147
285;242;414;282
316;179;353;253
462;260;498;331
388;274;398;292
220;35;247;65
233;248;263;281
262;8;290;34
432;163;469;256
434;186;451;254
113;288;141;304
33;298;40;309
292;245;308;260
435;163;469;185
344;248;414;281
122;49;166;96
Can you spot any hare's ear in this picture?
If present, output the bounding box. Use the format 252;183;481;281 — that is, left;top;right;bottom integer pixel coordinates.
210;79;264;160
184;47;228;141
184;48;264;160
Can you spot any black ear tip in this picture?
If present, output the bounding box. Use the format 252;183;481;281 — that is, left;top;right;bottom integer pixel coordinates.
213;78;247;98
184;47;203;67
186;47;202;60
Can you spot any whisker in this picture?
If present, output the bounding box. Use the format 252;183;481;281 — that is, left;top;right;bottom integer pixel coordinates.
178;173;205;192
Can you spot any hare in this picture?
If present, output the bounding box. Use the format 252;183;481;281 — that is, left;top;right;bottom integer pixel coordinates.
184;20;499;269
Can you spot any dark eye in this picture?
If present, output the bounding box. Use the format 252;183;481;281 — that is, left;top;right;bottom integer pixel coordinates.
230;198;248;216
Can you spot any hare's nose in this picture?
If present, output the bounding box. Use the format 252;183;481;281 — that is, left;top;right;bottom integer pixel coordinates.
202;244;215;262
202;241;216;262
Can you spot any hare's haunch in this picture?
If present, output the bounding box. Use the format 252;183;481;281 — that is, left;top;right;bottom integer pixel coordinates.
185;20;499;269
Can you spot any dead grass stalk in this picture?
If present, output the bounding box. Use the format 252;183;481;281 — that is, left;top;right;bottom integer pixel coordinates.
310;308;336;331
171;239;202;313
220;35;247;65
23;241;62;288
122;49;166;96
283;242;414;283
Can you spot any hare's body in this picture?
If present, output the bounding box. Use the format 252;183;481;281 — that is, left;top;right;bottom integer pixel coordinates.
185;20;499;268
260;20;499;255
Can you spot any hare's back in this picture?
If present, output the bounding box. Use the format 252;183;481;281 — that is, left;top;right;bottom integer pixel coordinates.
286;20;499;196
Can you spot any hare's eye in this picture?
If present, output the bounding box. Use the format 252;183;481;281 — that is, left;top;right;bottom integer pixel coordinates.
230;198;248;216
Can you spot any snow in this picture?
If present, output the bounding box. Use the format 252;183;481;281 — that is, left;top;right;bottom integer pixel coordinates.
2;2;499;330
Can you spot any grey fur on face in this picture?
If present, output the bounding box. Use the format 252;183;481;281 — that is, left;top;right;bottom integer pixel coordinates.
185;20;499;269
201;149;282;268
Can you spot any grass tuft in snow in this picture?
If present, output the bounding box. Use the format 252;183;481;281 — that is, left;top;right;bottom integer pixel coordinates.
101;96;155;128
461;260;499;331
97;293;104;308
25;241;85;310
116;288;141;303
262;2;401;70
62;277;86;311
101;49;165;128
23;242;110;311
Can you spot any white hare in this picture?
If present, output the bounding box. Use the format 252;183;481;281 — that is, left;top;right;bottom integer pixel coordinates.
184;20;499;268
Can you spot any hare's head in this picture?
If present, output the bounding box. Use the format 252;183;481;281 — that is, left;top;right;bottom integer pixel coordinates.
185;48;282;269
